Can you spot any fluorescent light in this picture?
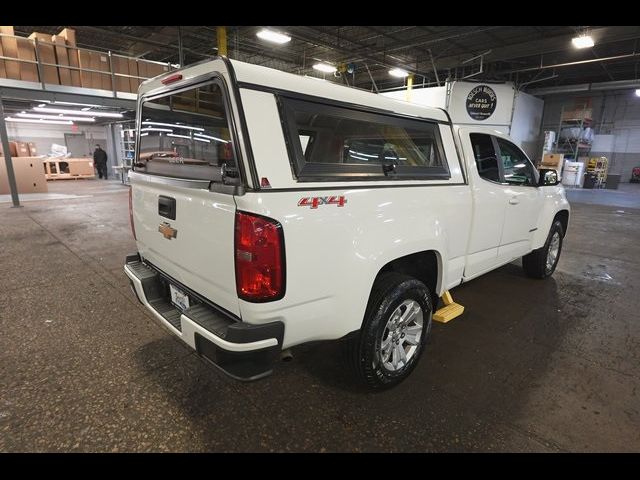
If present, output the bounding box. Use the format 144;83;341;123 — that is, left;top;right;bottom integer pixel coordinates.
256;29;291;44
194;137;210;143
313;63;337;74
17;113;95;122
140;133;149;137
635;89;640;97
572;35;594;49
140;127;172;132
167;133;191;140
142;121;204;131
389;68;409;78
194;133;229;143
34;107;123;118
6;117;73;125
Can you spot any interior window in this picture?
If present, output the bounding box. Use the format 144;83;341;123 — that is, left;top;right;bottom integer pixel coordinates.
496;138;537;186
469;133;499;182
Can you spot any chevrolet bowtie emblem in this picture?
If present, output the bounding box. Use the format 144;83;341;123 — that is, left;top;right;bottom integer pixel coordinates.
158;222;177;240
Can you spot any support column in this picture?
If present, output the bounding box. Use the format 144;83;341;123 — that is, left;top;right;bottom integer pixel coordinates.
217;26;228;57
0;97;20;207
177;26;184;67
405;74;414;102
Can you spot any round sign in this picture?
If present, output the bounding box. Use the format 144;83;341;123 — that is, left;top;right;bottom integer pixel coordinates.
466;85;497;121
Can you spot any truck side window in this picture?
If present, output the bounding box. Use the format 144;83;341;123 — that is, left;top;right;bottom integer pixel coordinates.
495;138;538;186
469;133;499;182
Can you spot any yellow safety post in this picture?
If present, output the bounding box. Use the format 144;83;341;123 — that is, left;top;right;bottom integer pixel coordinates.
217;26;228;57
405;74;414;102
433;290;465;323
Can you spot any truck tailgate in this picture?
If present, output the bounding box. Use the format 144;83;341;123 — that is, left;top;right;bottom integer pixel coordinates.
130;173;240;317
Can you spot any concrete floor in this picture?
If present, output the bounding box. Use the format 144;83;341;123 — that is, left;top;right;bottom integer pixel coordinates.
1;179;639;452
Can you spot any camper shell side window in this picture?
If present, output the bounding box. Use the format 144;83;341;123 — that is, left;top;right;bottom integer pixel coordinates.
278;95;450;182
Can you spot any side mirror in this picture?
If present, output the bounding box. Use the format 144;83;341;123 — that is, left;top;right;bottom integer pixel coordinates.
538;168;560;186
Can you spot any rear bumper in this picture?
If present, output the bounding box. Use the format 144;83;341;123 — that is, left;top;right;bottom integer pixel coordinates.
124;253;284;381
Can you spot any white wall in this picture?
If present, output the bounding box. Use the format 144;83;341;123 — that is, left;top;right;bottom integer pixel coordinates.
540;89;640;180
6;122;109;157
510;91;545;161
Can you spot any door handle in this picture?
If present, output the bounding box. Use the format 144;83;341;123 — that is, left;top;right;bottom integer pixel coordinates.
509;196;520;205
158;195;176;220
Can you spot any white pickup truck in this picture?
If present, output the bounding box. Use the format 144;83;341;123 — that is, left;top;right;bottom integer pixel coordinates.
124;57;569;389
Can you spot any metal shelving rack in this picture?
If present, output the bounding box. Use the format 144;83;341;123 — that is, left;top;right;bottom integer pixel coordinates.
555;103;593;161
117;122;136;184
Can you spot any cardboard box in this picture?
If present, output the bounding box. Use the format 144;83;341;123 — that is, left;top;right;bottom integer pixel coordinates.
28;32;59;85
7;141;18;157
98;53;112;91
0;26;21;80
14;141;31;157
0;156;48;194
58;28;81;87
85;51;111;90
541;153;564;167
67;158;95;176
51;35;72;86
77;48;93;88
141;60;169;80
112;56;131;92
16;36;38;82
27;142;38;156
0;33;5;78
128;58;140;94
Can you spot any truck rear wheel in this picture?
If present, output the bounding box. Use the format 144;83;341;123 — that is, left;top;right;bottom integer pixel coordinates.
522;220;564;279
347;272;433;390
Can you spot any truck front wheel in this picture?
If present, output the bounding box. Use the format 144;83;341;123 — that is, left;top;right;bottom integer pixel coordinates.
522;220;564;279
347;273;433;390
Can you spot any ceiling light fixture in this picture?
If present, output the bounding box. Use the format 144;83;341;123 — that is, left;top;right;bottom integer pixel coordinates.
17;113;95;122
34;107;123;118
193;137;211;143
5;117;73;125
389;68;409;78
572;34;594;49
635;89;640;97
256;28;291;44
313;63;337;74
167;133;192;140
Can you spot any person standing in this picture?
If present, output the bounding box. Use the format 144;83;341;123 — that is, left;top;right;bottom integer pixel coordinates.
93;144;108;179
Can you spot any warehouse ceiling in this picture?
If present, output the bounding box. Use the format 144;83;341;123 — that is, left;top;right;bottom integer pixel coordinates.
13;26;640;93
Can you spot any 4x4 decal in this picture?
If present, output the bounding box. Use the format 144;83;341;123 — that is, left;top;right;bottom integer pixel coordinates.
298;196;347;209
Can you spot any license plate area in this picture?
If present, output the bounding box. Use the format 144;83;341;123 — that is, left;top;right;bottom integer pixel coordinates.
169;283;190;311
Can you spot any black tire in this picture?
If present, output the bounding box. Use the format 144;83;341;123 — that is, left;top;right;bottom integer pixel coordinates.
346;272;433;390
522;219;564;279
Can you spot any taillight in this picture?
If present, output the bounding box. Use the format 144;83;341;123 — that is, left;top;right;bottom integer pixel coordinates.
128;187;137;240
235;212;285;302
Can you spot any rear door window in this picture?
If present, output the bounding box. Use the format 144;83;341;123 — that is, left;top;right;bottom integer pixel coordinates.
136;80;237;181
469;133;500;182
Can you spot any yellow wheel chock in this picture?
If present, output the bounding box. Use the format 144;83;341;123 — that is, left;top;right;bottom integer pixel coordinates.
433;290;465;323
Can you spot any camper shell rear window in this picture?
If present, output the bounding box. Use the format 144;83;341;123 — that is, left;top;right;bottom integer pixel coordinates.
136;79;238;182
